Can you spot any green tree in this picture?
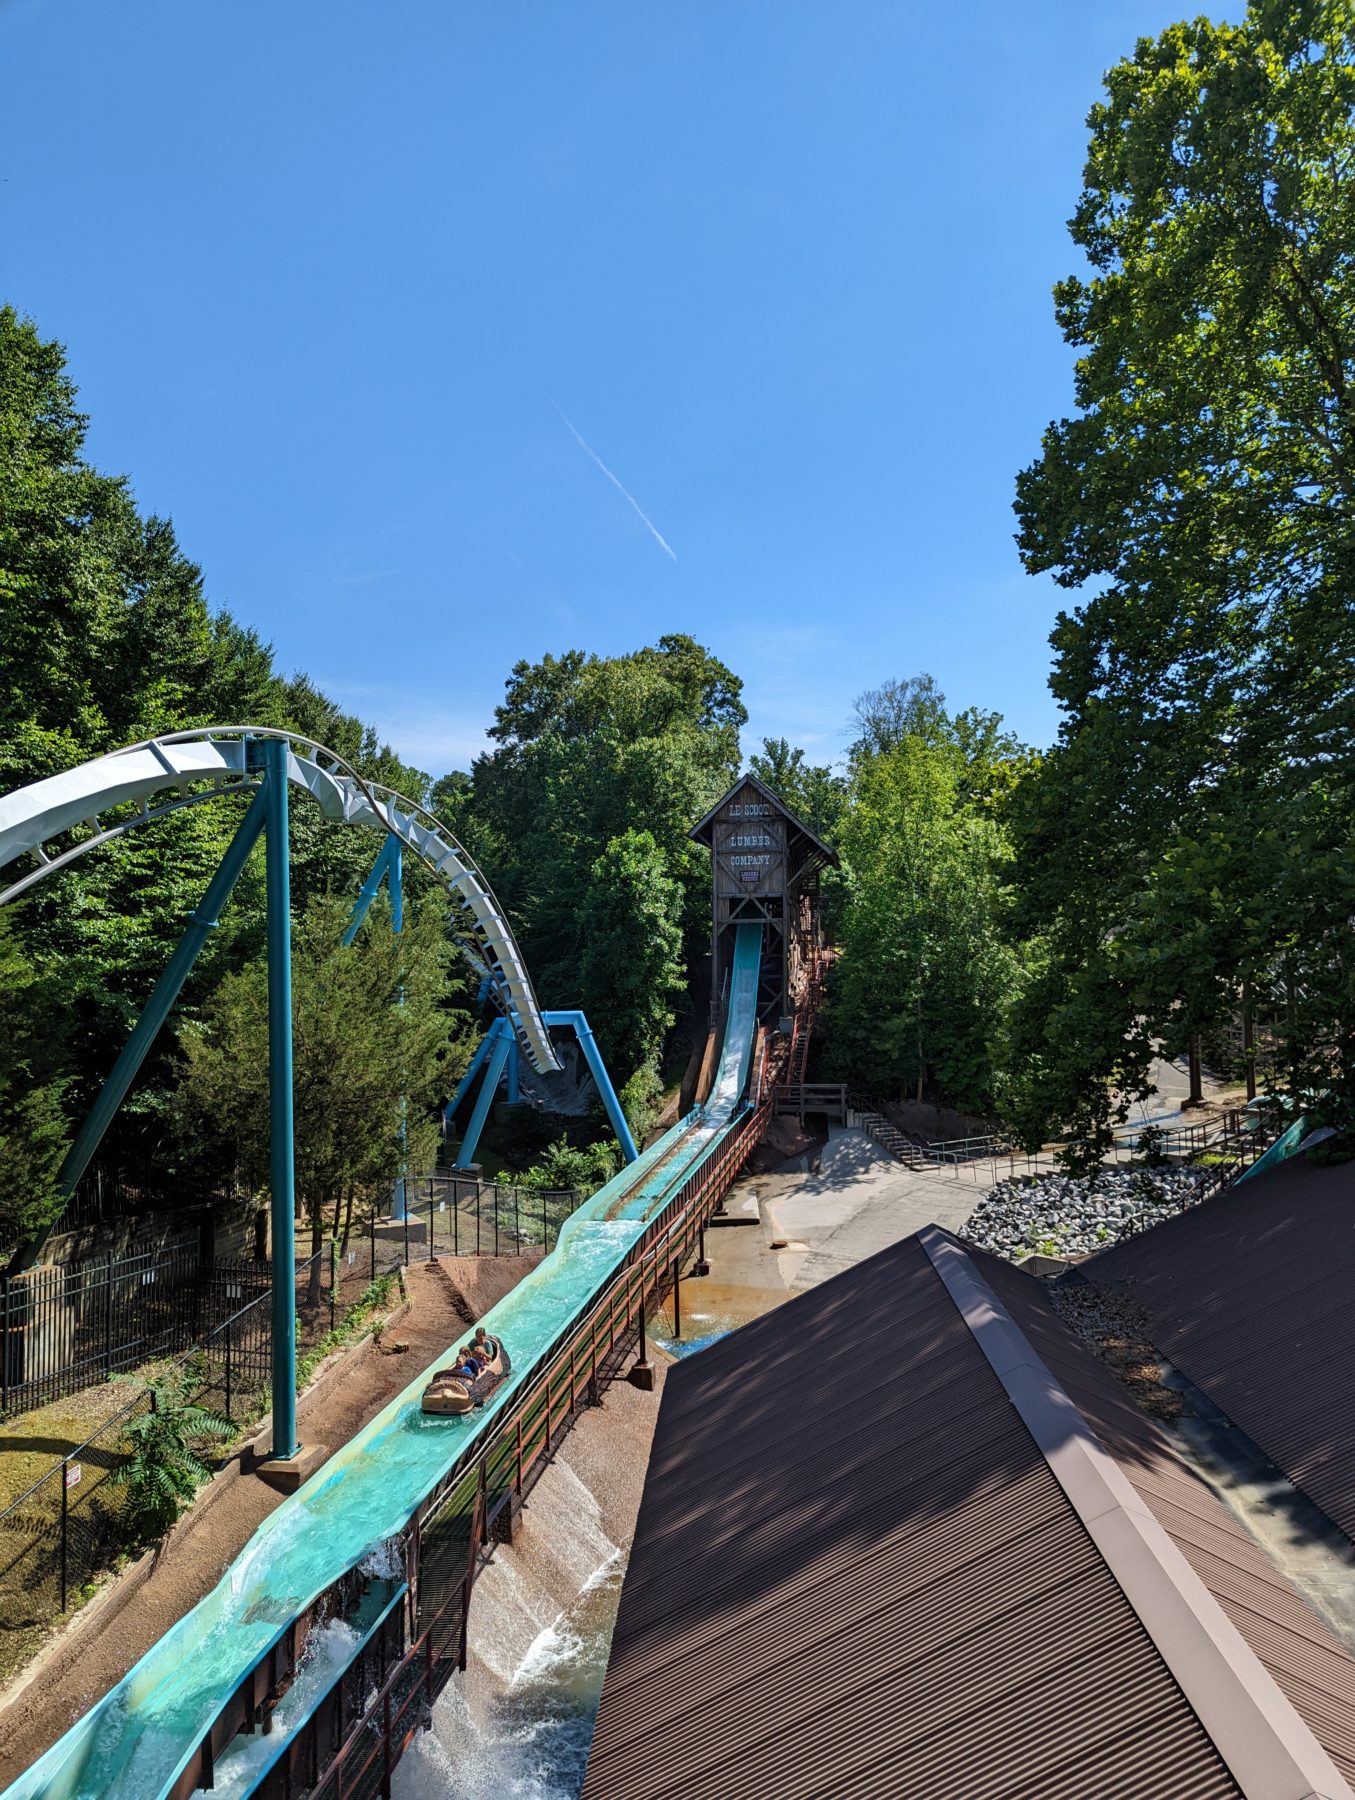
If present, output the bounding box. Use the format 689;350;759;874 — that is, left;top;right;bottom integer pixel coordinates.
579;830;686;1079
0;306;438;1184
848;675;949;764
459;635;744;1075
748;737;846;841
0;917;69;1248
178;895;467;1256
1011;1;1355;1153
830;737;1020;1110
112;1368;232;1543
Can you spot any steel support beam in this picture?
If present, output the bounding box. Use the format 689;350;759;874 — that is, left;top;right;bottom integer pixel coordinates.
443;1018;511;1131
543;1011;639;1162
264;738;298;1462
454;1028;513;1168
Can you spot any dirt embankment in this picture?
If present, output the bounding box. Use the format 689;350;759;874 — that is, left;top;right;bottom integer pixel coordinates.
0;1254;540;1788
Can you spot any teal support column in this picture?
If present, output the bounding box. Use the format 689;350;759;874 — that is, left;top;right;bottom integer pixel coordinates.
388;837;404;932
389;839;406;1219
4;785;271;1278
506;1040;520;1105
543;1011;639;1161
263;738;298;1462
454;1028;512;1168
345;835;408;1217
443;1018;509;1130
342;834;399;946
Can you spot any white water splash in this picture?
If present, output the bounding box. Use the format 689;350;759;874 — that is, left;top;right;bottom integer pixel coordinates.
189;1619;361;1798
395;1464;624;1800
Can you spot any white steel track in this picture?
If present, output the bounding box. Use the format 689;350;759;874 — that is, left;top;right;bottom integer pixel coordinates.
0;729;560;1073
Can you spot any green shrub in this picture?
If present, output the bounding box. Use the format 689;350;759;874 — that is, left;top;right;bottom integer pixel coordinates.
111;1372;232;1545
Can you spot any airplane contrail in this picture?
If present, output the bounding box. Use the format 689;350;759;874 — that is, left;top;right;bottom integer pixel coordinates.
553;405;677;562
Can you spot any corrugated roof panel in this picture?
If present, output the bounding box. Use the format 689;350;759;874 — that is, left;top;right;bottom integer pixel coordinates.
975;1241;1355;1790
1087;1158;1355;1542
582;1235;1247;1800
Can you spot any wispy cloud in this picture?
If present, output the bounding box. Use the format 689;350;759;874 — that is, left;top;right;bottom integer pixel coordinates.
552;404;677;562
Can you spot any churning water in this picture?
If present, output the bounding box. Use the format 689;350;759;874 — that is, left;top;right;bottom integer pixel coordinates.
395;1463;624;1800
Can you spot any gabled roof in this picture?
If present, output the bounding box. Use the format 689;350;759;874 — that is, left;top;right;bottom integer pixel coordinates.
1084;1155;1355;1546
583;1228;1355;1800
689;771;839;874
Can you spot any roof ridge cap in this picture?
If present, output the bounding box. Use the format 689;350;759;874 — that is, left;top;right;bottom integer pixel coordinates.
917;1224;1353;1800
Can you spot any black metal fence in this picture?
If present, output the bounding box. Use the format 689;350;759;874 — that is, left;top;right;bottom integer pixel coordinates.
0;1251;272;1420
0;1174;588;1629
0;1249;333;1620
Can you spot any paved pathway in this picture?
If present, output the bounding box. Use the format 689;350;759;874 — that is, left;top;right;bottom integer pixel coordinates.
715;1126;981;1299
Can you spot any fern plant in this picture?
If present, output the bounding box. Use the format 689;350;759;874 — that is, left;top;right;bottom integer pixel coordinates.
112;1374;232;1544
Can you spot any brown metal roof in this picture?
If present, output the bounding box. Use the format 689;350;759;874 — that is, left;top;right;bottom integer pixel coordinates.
581;1232;1353;1800
1084;1157;1355;1546
973;1243;1355;1792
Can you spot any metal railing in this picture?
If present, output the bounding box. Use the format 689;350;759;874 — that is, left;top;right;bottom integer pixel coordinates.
0;1250;332;1615
259;1098;775;1800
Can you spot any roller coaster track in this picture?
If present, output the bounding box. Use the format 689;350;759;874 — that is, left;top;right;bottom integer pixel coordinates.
0;728;560;1073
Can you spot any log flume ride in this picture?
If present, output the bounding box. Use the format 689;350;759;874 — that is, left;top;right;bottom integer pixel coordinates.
3;925;765;1800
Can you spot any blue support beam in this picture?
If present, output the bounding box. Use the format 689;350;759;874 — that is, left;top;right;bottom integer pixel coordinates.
343;834;400;946
543;1011;639;1163
444;1008;638;1170
5;785;271;1277
345;836;409;1218
263;738;298;1462
442;1018;510;1133
454;1027;513;1168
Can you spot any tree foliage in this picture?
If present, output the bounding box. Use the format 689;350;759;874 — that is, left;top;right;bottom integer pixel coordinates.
830;725;1021;1111
0;917;69;1244
178;895;466;1254
454;636;744;1077
111;1367;232;1543
0;306;445;1229
1010;1;1355;1155
748;737;846;840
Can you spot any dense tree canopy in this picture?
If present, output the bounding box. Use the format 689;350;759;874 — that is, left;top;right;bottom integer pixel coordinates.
748;737;847;841
826;680;1026;1113
1010;0;1355;1157
0;307;448;1239
448;635;745;1080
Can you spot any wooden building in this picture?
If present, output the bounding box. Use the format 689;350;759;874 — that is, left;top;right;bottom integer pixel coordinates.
690;774;838;1029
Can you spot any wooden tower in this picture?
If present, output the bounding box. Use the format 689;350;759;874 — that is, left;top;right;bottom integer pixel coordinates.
690;774;838;1029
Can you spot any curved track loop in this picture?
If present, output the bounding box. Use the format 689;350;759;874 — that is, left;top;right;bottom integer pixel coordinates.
0;728;560;1073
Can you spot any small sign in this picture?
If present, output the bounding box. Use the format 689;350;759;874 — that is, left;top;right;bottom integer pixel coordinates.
65;1464;81;1490
226;1283;241;1300
439;1200;446;1213
347;1250;355;1266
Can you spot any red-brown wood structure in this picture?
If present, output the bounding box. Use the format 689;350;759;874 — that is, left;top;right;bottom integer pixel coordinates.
690;773;838;1033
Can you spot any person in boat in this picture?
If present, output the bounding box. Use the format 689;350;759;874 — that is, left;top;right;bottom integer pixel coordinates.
452;1347;480;1379
473;1327;495;1361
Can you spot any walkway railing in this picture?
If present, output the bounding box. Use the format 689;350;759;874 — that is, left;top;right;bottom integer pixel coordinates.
0;1251;332;1617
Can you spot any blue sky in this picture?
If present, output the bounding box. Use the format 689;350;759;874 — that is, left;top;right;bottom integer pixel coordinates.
1;2;1234;778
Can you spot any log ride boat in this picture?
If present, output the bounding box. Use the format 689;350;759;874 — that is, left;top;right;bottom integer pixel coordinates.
421;1338;510;1415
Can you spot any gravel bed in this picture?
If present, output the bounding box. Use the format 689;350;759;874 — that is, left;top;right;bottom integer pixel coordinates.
1048;1279;1183;1422
963;1165;1205;1261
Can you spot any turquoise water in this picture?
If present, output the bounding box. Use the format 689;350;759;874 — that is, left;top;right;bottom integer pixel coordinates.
4;927;763;1800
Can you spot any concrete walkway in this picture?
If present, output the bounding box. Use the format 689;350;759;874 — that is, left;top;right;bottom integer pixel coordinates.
712;1126;980;1300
